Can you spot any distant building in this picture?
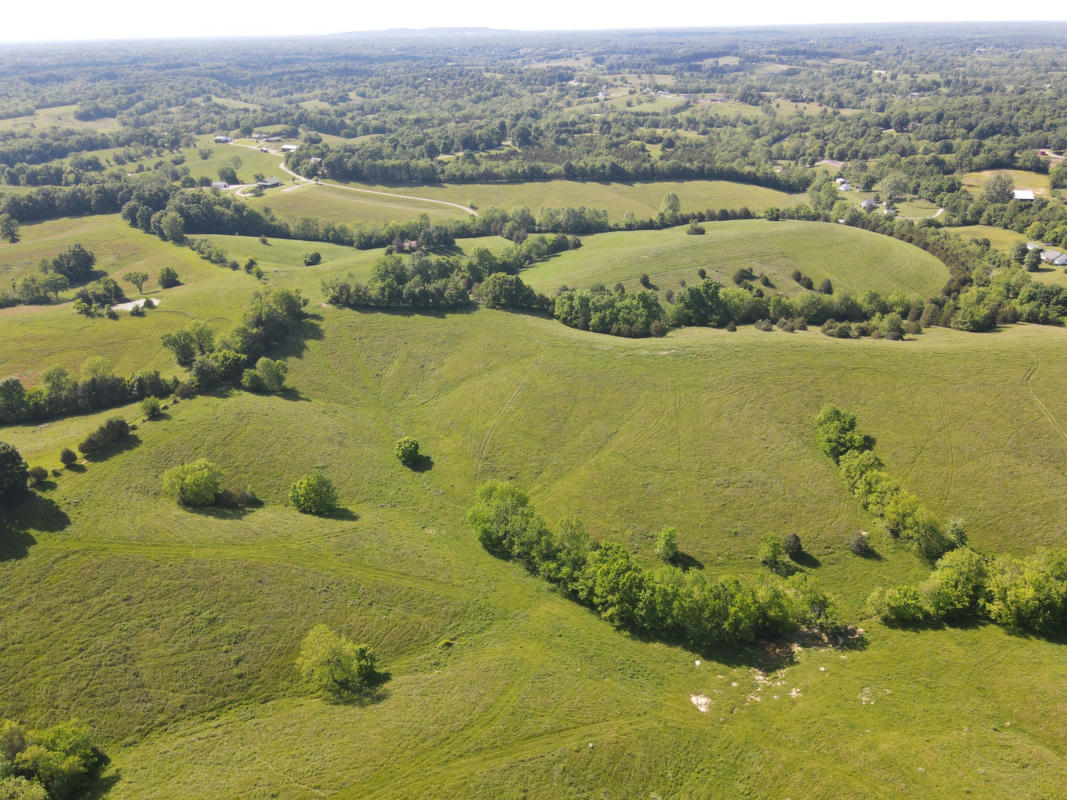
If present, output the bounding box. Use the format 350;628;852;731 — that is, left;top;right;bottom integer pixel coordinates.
281;144;299;152
251;133;267;139
211;181;228;189
257;177;282;189
1040;249;1066;265
1014;189;1036;201
265;136;282;143
861;199;878;211
1027;242;1043;250
309;156;322;164
213;135;232;143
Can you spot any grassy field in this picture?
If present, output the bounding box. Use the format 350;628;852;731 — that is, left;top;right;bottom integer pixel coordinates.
243;182;469;226
0;215;382;383
322;179;804;222
0;104;119;132
521;220;949;300
962;169;1051;195
3;213;1067;798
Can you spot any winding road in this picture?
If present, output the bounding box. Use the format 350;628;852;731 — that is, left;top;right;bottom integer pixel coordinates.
229;142;479;216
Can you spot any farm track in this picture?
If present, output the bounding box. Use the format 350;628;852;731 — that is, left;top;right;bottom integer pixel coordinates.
229;142;478;216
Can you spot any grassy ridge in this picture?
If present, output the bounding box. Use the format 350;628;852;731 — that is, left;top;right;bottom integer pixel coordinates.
521;220;950;299
320;178;803;220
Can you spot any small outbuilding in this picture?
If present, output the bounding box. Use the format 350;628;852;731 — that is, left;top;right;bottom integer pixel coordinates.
1014;189;1036;201
861;198;878;211
1040;248;1065;264
265;136;282;143
211;181;228;189
281;144;299;152
257;177;282;189
213;135;232;143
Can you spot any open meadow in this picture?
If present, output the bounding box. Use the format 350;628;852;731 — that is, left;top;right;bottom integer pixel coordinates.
2;290;1067;797
521;220;949;300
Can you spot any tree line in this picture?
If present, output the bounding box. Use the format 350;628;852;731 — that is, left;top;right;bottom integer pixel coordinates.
468;481;844;647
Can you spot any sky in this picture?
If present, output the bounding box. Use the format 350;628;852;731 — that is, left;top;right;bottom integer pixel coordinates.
2;0;1066;43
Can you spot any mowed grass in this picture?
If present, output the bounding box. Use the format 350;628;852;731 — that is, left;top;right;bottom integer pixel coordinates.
521;220;949;300
243;182;468;226
2;301;1067;797
963;169;1051;195
322;179;803;222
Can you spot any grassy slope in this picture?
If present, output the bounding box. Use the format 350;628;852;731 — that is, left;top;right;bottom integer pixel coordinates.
521;221;949;300
2;217;1067;798
243;182;468;226
322;179;804;221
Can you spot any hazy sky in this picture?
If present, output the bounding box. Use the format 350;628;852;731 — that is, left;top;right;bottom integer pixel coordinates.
3;0;1066;42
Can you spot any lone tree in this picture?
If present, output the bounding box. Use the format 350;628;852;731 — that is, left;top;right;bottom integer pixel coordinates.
394;436;420;468
0;441;29;504
0;213;19;243
296;624;378;701
655;526;679;563
158;266;180;288
783;533;803;559
241;357;288;393
983;173;1015;205
288;473;337;515
162;459;222;506
60;448;78;467
123;271;149;295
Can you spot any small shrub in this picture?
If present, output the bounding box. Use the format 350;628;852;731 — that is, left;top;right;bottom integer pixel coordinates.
848;532;873;556
303;251;322;266
60;448;78;467
28;465;48;485
162;459;222;506
51;468;62;477
141;396;163;419
783;533;803;558
297;624;378;700
158;266;180;288
395;436;421;468
697;268;707;279
289;473;338;515
759;533;785;571
754;318;774;331
726;321;737;332
655;526;679;562
686;222;705;235
129;304;145;317
174;381;196;399
639;273;651;288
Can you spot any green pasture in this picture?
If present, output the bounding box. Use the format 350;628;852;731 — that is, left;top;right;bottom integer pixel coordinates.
320;179;803;223
244;182;469;226
2;211;1067;798
521;220;949;300
0;104;118;132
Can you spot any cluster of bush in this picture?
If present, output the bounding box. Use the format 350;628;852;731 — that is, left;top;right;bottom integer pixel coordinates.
0;367;175;426
160;287;306;392
867;546;1067;636
161;459;259;509
815;406;965;560
0;243;99;309
296;624;380;702
467;481;842;646
820;314;909;340
323;253;473;310
554;286;667;338
0;718;106;800
77;417;131;458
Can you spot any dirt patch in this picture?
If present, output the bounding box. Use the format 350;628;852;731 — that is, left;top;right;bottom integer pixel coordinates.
111;298;159;312
689;694;711;713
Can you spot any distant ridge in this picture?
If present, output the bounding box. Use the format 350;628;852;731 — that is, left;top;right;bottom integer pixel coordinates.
327;27;517;38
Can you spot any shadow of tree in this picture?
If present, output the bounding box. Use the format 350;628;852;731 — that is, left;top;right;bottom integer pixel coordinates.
672;551;704;571
323;507;359;521
791;551;822;569
410;454;434;473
